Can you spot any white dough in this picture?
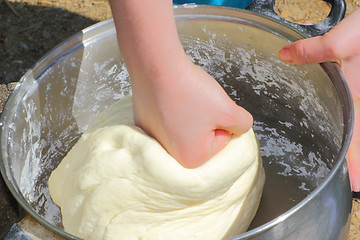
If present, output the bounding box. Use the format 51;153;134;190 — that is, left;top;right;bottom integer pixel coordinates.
48;95;265;240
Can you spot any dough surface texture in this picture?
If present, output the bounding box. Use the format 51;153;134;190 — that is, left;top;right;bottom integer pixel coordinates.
48;96;265;240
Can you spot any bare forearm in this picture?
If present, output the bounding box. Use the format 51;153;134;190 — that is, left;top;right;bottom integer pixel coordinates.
108;0;253;168
109;0;188;83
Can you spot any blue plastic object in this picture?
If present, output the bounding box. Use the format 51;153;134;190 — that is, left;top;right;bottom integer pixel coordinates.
173;0;254;9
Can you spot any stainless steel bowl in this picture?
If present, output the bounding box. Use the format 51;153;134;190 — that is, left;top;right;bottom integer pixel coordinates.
0;6;353;240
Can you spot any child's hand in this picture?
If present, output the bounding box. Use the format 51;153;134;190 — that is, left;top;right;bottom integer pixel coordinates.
109;0;252;168
132;59;253;168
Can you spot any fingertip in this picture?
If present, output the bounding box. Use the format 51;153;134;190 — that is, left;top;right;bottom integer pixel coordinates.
351;182;360;192
279;47;293;63
349;167;360;192
212;129;232;153
220;105;253;136
234;107;254;134
347;145;360;192
214;129;231;142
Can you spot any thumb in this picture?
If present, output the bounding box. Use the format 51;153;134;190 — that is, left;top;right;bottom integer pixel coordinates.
220;104;254;135
210;105;253;159
212;129;232;155
279;36;337;64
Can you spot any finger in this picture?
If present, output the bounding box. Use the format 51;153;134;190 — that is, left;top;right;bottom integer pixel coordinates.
349;100;360;191
211;129;232;155
348;145;360;192
343;58;360;99
278;36;339;65
348;135;360;192
219;104;254;135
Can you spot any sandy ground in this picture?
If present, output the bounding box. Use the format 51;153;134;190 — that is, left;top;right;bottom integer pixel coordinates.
0;0;359;239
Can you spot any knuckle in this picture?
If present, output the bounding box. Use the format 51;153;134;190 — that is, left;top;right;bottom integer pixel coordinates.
322;33;341;60
293;41;310;64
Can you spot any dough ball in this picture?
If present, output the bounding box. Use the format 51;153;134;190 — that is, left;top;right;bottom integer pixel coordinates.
48;96;265;240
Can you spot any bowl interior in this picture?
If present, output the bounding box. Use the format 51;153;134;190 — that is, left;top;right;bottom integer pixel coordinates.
0;7;347;239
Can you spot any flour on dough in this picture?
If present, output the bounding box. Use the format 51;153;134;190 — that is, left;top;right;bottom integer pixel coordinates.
48;95;265;240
